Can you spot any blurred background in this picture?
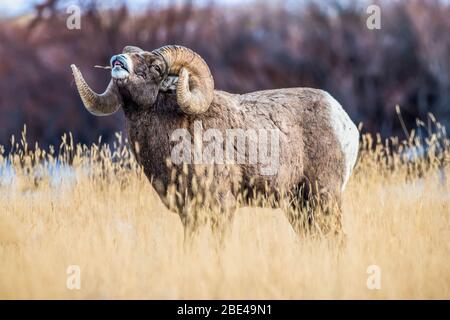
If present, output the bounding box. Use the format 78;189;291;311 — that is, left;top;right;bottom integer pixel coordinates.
0;0;449;148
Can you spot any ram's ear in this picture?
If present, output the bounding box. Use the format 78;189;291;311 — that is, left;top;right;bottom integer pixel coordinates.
160;75;179;92
123;46;144;54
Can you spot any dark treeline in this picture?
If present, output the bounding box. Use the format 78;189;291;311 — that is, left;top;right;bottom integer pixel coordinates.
0;0;449;147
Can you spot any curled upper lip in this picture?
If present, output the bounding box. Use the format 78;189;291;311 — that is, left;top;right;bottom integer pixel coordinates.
110;55;129;73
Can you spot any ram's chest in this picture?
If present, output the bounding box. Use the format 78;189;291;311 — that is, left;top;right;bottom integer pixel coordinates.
124;113;182;182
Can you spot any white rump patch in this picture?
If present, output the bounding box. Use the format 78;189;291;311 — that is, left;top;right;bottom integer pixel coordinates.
325;92;359;192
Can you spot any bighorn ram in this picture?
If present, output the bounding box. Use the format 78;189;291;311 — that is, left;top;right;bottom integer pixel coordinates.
71;45;359;234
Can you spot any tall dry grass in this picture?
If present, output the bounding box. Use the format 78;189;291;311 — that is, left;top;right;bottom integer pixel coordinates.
0;118;449;299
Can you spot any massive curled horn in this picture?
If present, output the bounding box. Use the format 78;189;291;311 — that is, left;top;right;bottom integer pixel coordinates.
152;45;214;115
71;64;122;116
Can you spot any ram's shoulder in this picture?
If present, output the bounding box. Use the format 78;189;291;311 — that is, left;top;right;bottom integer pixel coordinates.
211;90;240;110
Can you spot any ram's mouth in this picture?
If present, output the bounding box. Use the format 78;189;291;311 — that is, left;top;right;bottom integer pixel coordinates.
110;55;131;79
111;57;129;73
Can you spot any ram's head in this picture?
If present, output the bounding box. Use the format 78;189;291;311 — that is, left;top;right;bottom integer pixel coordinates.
71;45;214;115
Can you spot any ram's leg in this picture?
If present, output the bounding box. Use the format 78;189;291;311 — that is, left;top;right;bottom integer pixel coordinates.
313;187;343;236
214;191;237;245
180;205;196;251
283;183;311;238
178;193;208;250
285;181;344;238
317;188;346;246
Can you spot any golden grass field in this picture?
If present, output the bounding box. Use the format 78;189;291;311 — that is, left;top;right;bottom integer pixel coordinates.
0;123;449;299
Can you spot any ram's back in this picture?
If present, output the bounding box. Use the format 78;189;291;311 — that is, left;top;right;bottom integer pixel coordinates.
210;87;358;194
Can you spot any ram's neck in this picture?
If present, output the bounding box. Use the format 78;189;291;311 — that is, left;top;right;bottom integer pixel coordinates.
122;91;173;118
122;92;189;185
152;91;183;114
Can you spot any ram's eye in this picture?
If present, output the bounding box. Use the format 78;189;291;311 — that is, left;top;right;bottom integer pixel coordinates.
153;65;162;74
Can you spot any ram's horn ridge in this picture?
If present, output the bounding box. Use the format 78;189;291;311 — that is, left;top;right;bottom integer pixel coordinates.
152;45;214;115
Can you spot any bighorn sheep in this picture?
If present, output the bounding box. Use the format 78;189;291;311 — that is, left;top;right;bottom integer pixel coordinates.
71;45;359;234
